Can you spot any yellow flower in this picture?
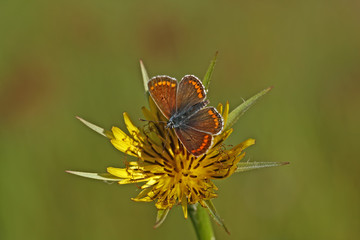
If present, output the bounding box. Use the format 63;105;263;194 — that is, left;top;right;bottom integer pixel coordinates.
68;58;288;231
107;97;254;219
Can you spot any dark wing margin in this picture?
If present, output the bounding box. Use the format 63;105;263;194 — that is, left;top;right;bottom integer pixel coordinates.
148;76;177;119
176;75;207;113
184;107;223;135
175;126;213;156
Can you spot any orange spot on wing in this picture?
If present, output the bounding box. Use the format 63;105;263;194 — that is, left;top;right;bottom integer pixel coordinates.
171;83;176;87
155;83;158;86
150;86;154;90
167;81;171;86
198;94;203;98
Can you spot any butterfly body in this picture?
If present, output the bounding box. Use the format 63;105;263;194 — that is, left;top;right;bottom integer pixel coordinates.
148;75;223;156
166;100;209;129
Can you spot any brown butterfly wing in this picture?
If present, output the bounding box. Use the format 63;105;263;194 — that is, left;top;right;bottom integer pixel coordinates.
184;107;223;135
176;75;206;113
148;76;177;119
175;126;213;156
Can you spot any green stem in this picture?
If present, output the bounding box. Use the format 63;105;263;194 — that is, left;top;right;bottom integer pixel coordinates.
188;204;215;240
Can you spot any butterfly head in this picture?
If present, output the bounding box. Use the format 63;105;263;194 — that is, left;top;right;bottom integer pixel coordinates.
165;119;175;129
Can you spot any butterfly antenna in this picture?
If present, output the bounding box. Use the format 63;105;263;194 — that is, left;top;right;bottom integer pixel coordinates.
139;118;167;124
139;118;170;154
163;127;171;150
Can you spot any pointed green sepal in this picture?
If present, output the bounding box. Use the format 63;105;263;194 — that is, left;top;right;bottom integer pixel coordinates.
66;171;122;181
225;86;273;131
140;60;150;92
76;116;114;139
202;51;218;90
203;199;230;235
235;161;289;173
154;208;170;229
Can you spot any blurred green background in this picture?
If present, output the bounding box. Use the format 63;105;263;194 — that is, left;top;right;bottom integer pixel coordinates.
1;0;359;239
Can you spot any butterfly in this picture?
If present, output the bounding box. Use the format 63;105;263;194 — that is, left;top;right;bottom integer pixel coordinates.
148;75;224;156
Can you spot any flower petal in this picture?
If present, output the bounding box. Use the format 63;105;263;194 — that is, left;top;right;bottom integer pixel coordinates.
233;138;255;153
141;178;159;189
110;126;139;156
216;103;223;115
181;195;188;219
107;167;149;181
222;101;229;126
123;112;145;142
107;167;132;178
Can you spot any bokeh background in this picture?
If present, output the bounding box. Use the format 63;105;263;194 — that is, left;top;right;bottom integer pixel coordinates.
1;1;359;239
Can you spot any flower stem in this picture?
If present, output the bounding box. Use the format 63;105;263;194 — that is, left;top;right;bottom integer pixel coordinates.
188;204;215;240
